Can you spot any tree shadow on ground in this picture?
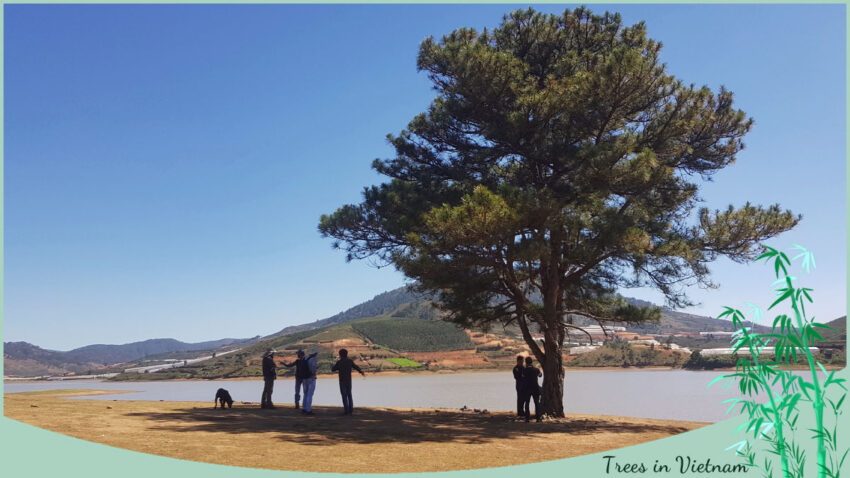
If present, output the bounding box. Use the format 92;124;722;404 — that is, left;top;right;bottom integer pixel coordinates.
126;404;699;446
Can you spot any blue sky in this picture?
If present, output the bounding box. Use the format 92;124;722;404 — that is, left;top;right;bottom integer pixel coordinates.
3;4;846;351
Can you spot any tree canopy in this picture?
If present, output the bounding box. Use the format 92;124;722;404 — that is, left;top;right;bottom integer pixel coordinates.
319;7;799;416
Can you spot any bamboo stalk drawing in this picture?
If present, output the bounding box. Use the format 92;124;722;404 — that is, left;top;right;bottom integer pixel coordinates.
710;245;847;478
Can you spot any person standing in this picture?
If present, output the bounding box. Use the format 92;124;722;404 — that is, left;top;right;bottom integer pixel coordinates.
512;355;525;417
261;349;277;409
331;349;365;415
521;356;542;422
282;349;315;409
301;347;319;415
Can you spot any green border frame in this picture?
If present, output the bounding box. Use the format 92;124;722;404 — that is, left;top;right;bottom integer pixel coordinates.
0;2;846;477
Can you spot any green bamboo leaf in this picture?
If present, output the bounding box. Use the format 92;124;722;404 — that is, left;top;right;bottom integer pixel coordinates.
835;393;846;410
824;370;837;386
756;247;778;262
747;417;763;435
769;290;792;310
725;440;749;452
785;333;804;349
786;394;801;418
812;322;836;331
734;309;747;322
722;398;742;414
707;374;728;389
817;362;828;376
774;258;785;278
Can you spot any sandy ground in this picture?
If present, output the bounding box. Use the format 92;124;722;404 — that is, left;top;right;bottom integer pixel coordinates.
5;389;707;473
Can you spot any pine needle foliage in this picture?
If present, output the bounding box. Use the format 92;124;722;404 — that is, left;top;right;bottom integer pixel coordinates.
320;7;799;416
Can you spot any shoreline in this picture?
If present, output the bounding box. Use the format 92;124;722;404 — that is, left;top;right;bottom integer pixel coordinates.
5;389;707;473
6;363;842;383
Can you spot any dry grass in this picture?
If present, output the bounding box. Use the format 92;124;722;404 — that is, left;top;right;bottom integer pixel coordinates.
5;389;707;473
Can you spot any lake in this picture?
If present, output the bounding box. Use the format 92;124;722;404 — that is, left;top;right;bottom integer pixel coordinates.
5;370;747;422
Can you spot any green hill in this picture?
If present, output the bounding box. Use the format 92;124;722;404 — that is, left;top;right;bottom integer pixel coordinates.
111;314;473;380
351;317;471;352
269;287;438;338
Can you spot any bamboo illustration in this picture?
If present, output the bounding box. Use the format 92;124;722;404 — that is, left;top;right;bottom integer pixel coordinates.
710;245;847;478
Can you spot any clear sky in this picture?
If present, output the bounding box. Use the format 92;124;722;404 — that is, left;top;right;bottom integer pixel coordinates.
3;4;846;351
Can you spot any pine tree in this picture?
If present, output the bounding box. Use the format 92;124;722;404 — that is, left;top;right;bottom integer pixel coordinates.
319;7;799;417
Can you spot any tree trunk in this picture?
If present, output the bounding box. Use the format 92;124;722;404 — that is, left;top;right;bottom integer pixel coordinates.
540;326;565;417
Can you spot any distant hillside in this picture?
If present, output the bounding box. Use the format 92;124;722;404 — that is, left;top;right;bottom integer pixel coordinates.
13;285;843;379
351;317;472;352
817;316;846;343
62;337;254;364
112;315;503;381
268;286;743;339
270;287;437;337
4;342;101;376
111;306;846;381
4;336;256;377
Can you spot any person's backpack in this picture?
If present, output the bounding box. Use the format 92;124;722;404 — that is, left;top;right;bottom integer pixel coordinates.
295;359;311;379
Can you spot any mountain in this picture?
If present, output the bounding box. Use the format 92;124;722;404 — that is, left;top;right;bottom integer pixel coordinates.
268;286;747;339
4;342;100;376
109;289;766;381
818;316;847;343
62;337;255;364
11;287;844;378
3;337;257;377
269;287;436;337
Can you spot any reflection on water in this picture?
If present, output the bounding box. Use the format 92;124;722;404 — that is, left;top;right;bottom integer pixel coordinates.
5;370;740;422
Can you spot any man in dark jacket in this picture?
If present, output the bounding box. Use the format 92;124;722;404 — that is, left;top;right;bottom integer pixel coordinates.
261;349;277;409
512;355;524;416
521;356;543;422
282;349;317;409
331;349;365;415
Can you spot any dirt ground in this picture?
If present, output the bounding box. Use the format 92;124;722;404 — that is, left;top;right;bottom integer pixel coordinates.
5;389;707;473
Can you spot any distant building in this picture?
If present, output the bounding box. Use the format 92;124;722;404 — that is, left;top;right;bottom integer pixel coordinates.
629;339;661;347
700;347;820;357
569;345;600;355
699;331;735;338
614;331;655;341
